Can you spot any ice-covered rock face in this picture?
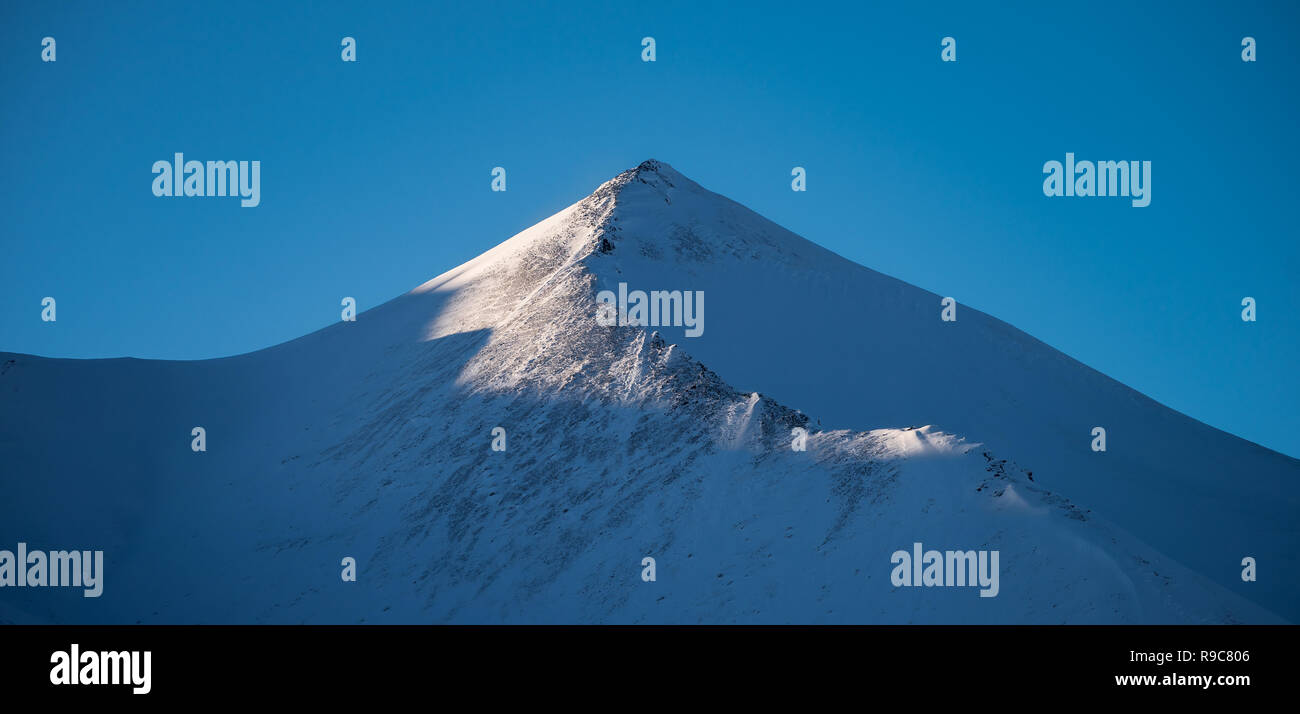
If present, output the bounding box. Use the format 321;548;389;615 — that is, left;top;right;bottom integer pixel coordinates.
0;161;1295;625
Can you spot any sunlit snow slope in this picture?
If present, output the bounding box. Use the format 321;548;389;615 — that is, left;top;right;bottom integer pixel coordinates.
1;160;1295;624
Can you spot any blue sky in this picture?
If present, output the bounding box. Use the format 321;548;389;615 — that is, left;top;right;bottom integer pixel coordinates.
2;0;1296;457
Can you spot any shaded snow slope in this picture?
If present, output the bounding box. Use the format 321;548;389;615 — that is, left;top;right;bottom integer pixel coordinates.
0;160;1293;624
586;161;1299;621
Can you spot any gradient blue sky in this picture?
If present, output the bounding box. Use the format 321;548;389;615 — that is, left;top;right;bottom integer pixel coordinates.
2;0;1297;457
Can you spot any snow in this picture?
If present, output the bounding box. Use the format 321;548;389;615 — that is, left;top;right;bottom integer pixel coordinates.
0;160;1294;624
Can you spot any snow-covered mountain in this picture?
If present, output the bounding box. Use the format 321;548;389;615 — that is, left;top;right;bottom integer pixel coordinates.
1;160;1295;624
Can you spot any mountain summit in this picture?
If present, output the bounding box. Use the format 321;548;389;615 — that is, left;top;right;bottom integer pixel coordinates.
2;161;1295;624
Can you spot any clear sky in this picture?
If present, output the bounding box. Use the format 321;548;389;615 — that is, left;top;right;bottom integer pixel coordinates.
2;1;1296;457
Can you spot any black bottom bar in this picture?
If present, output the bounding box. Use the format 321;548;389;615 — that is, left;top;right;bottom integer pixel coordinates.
0;625;1290;701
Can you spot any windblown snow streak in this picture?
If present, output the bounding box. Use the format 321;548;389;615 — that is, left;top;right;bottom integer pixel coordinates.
1;161;1294;623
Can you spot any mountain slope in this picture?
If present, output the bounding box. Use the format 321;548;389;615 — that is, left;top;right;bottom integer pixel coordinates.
583;161;1299;621
0;160;1294;624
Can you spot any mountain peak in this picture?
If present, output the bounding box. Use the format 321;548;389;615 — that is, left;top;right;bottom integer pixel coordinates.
590;159;696;206
628;158;675;178
579;158;821;269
